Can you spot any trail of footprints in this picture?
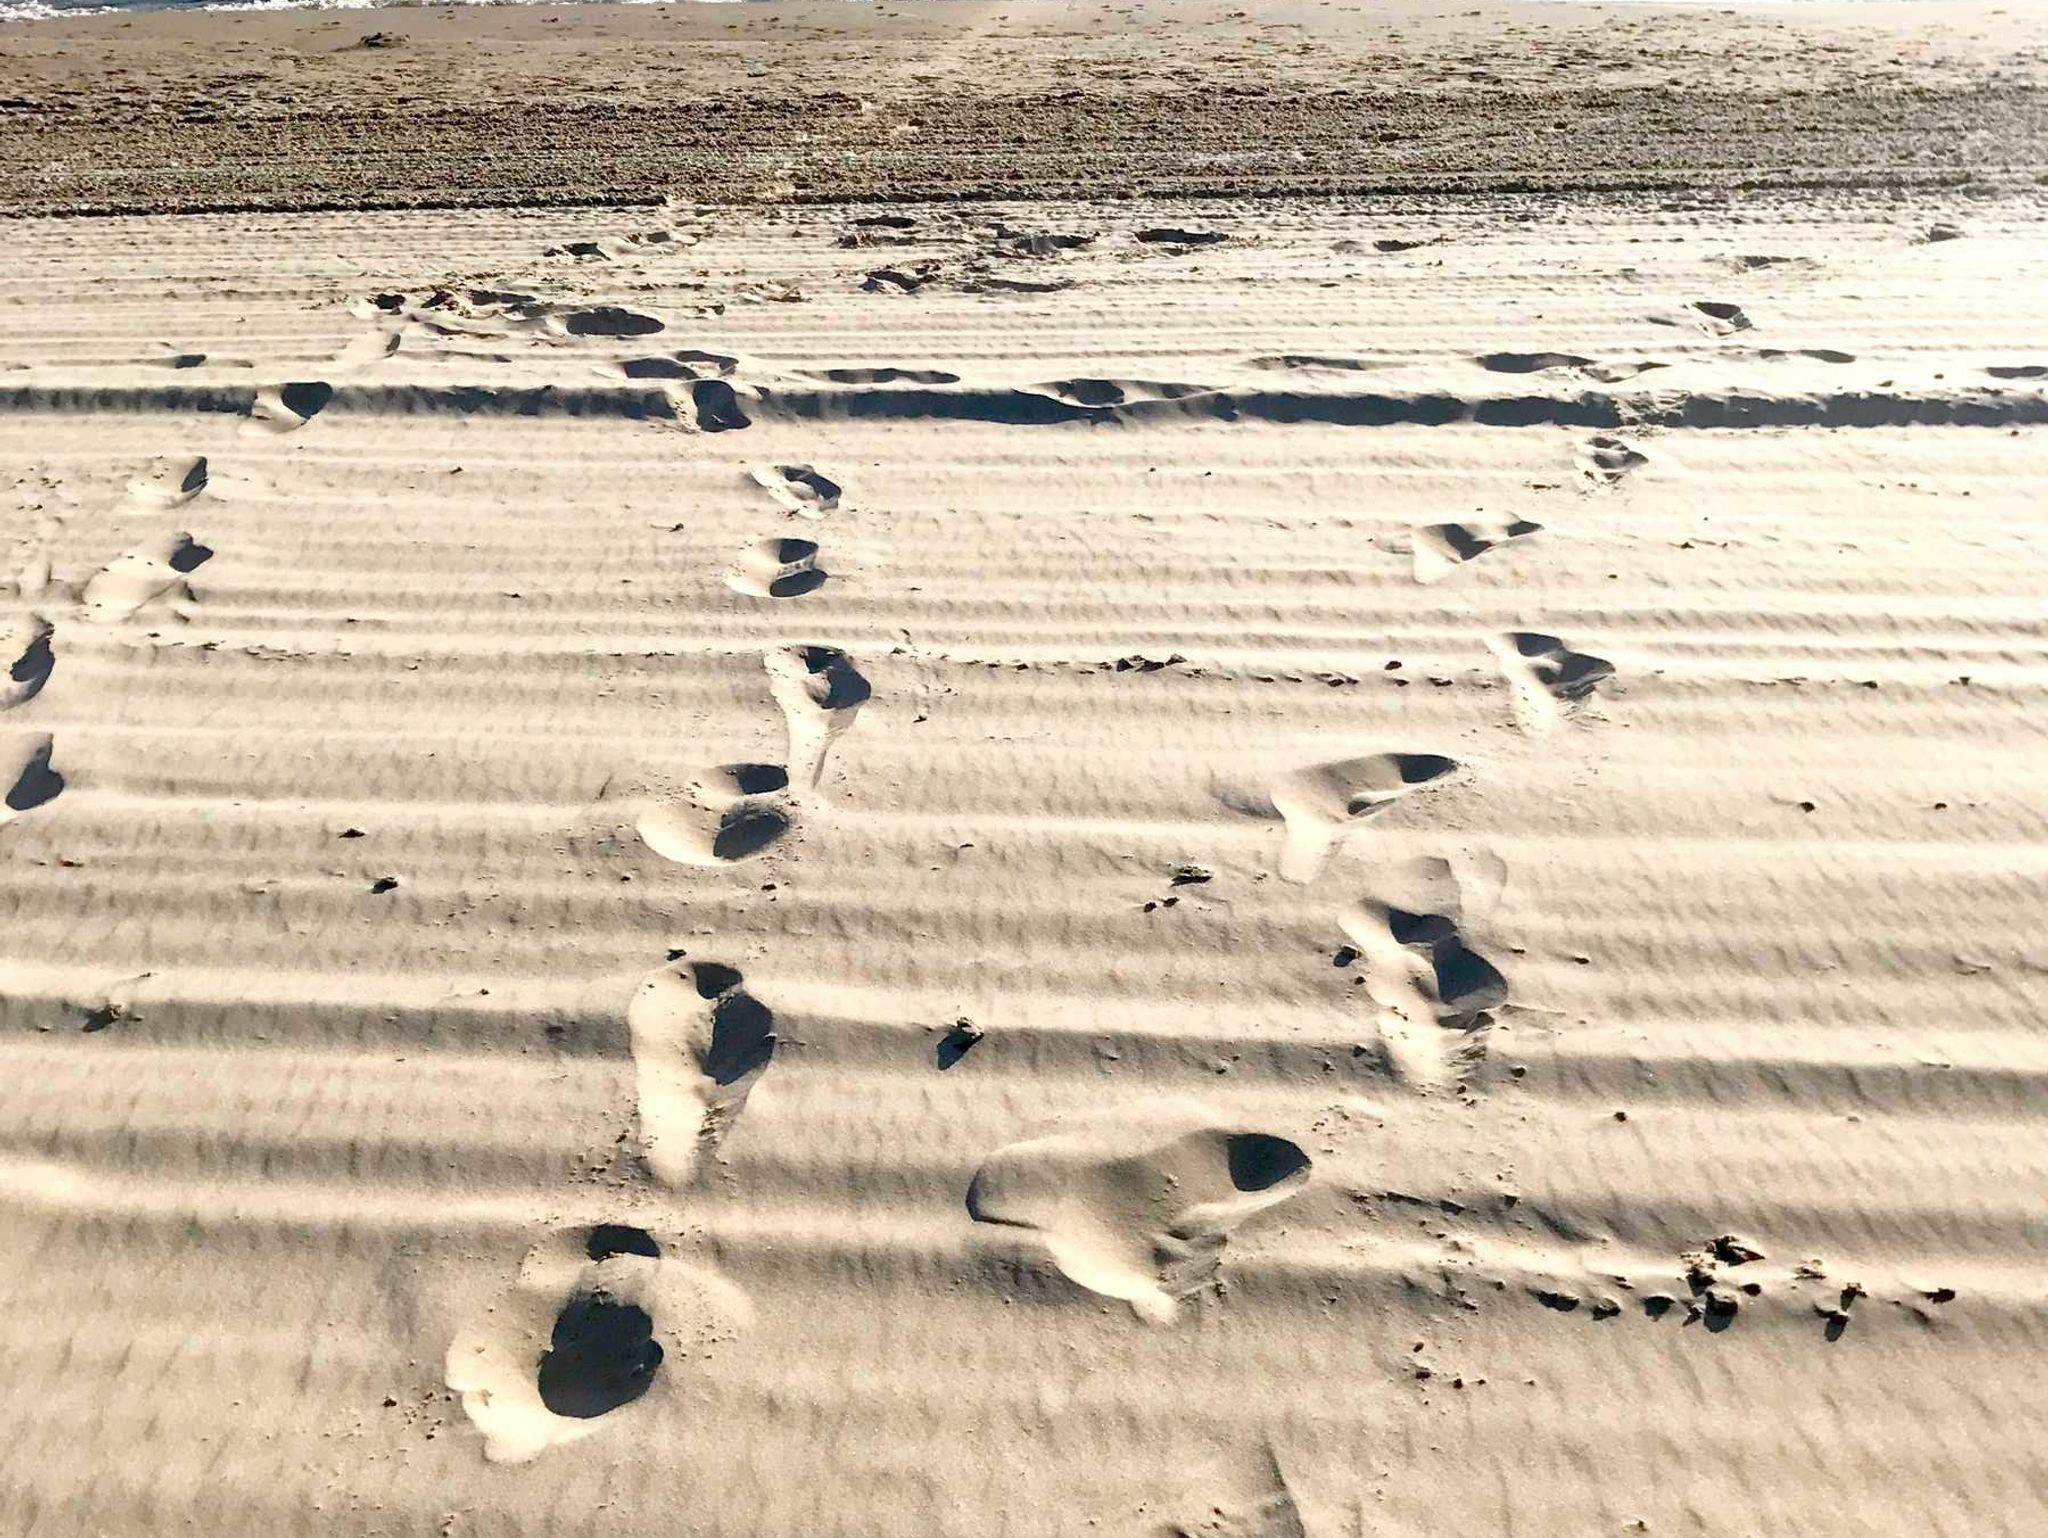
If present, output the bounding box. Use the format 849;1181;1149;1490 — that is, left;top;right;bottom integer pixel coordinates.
3;451;226;823
21;231;1841;1473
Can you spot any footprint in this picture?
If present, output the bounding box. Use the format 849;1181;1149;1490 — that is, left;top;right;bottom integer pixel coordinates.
1756;348;1856;365
249;381;334;432
80;532;212;624
967;1105;1310;1323
1476;351;1594;375
1263;752;1458;883
1339;856;1508;1087
1411;517;1541;585
1478;353;1666;384
0;733;62;824
681;379;750;432
619;349;738;381
627;959;778;1187
727;537;828;599
333;327;402;369
764;644;870;789
1;732;62;822
549;305;664;339
446;1224;750;1464
125;455;208;506
1244;354;1378;374
0;618;53;711
804;366;959;385
1577;433;1647;487
1034;378;1212;409
1135;227;1228;248
1490;631;1615;731
750;463;842;517
1687;300;1752;335
1987;364;2048;381
637;763;794;866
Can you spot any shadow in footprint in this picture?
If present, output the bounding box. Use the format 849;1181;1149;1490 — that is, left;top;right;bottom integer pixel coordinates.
688;379;750;432
537;1292;663;1420
2;734;63;820
1;620;53;711
561;305;664;339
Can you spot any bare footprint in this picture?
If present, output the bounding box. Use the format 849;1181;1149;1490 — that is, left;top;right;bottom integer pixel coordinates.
619;349;738;381
968;1105;1310;1323
1651;300;1752;336
80;532;212;624
679;379;750;432
803;366;960;385
750;463;842;518
765;644;870;789
0;617;53;711
1412;518;1541;585
1340;856;1507;1087
627;960;778;1187
0;733;62;824
446;1224;751;1464
1489;631;1615;732
1577;433;1648;487
637;763;794;866
547;305;665;339
249;381;334;432
727;537;828;599
125;455;208;507
1266;752;1457;881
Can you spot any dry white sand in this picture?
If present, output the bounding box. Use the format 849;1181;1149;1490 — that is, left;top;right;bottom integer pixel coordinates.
2;6;2047;1534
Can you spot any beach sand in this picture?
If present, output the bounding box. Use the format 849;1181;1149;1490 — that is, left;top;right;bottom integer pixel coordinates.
3;4;2048;1536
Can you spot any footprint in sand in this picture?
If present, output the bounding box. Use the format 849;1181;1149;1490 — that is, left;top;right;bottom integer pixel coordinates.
765;644;870;789
637;763;794;867
547;305;665;340
1488;631;1615;732
333;327;403;369
619;349;739;381
1688;300;1753;335
1411;517;1542;585
627;959;778;1187
1263;752;1458;882
125;455;208;507
803;366;960;386
0;618;54;711
967;1104;1311;1323
80;532;212;625
446;1223;751;1464
750;463;842;518
0;733;63;825
1135;227;1229;249
679;379;750;433
1576;433;1648;487
249;381;334;433
1477;352;1668;384
726;537;828;599
1651;300;1752;336
1340;856;1508;1088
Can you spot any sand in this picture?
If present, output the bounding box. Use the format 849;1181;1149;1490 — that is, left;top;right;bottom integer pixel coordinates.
3;4;2048;1537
